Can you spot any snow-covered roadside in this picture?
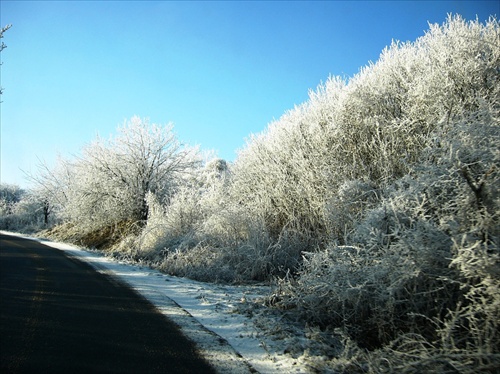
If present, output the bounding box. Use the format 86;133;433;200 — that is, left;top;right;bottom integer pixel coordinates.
2;232;309;373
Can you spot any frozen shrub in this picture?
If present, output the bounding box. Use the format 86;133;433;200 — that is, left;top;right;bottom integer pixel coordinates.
273;121;498;371
232;14;499;259
153;15;499;290
144;158;231;250
264;16;499;371
231;76;347;246
0;184;25;230
157;200;308;282
274;207;457;348
158;229;307;283
326;179;380;243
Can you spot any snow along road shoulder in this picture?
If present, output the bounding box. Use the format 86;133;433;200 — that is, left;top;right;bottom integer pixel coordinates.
2;232;307;374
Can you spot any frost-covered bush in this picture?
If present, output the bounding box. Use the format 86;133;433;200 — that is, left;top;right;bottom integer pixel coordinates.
272;128;499;367
0;184;24;229
325;179;380;243
135;158;229;252
0;184;24;214
130;158;305;282
261;15;499;372
232;15;499;260
150;15;499;289
334;15;499;185
232;76;346;246
158;227;307;283
273;190;458;348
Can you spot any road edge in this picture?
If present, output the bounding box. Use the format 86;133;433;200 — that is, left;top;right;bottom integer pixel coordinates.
0;231;256;374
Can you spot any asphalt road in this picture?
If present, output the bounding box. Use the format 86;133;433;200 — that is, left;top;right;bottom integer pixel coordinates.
0;233;216;373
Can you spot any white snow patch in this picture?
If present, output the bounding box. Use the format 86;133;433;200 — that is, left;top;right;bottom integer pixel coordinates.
2;232;310;373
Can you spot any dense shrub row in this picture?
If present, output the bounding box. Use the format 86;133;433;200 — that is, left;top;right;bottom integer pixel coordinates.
131;15;499;371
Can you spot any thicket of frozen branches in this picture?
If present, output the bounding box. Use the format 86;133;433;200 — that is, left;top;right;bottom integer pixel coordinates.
263;15;499;372
142;15;498;371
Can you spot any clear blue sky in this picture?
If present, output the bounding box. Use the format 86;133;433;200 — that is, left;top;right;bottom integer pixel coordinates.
1;1;498;187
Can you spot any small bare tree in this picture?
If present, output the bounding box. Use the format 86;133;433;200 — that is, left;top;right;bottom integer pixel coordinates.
0;24;12;98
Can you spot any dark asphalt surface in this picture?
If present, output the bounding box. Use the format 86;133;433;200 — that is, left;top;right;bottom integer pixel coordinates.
0;233;216;373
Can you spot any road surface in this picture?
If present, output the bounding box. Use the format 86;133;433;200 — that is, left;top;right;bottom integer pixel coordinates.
0;233;216;373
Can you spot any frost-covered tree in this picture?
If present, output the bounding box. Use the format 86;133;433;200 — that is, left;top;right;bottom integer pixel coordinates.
63;116;200;231
29;156;73;217
0;25;10;54
0;184;56;231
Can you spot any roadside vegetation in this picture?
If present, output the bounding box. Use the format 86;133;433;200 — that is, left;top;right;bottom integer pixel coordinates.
2;15;498;372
